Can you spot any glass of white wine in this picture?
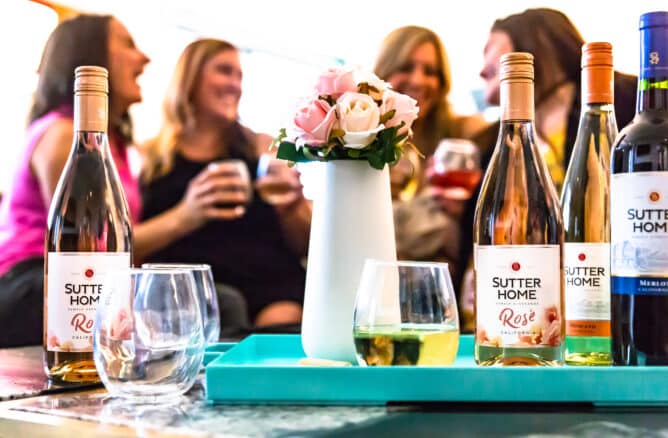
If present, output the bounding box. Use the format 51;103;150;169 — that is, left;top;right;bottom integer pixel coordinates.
353;260;459;366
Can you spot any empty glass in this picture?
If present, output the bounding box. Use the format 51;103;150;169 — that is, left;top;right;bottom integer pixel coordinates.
353;260;460;366
142;263;220;344
94;268;205;402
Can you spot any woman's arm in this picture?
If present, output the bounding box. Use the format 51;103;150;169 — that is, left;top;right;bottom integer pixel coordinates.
254;133;312;257
31;119;74;207
133;161;252;263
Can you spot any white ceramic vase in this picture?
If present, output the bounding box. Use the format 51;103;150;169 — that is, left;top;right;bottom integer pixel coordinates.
301;160;397;362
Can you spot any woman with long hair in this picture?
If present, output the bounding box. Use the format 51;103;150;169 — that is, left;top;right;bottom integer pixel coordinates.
140;39;310;328
374;25;487;279
0;15;150;346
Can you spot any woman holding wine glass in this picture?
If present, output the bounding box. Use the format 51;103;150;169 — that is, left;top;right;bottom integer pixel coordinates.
140;39;310;329
373;26;488;277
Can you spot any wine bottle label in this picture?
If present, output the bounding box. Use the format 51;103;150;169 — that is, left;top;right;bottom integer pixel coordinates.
475;244;562;348
46;252;130;352
611;172;668;295
564;243;610;337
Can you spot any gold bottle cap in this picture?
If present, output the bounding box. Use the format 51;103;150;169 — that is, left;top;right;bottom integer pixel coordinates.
74;66;108;95
582;42;613;104
500;52;534;82
73;66;108;132
500;52;534;121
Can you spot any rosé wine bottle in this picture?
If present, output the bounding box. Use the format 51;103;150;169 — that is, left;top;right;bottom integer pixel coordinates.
44;67;132;382
473;53;565;366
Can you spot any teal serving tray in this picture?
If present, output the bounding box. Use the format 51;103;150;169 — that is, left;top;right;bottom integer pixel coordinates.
203;342;236;366
205;334;668;406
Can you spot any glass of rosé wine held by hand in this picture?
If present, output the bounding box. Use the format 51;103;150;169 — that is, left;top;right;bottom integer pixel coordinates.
426;138;481;201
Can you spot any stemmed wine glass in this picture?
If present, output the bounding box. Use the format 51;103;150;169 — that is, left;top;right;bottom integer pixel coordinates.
426;138;481;200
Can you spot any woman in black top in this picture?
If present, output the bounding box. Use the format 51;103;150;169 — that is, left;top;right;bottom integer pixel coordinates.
139;39;310;327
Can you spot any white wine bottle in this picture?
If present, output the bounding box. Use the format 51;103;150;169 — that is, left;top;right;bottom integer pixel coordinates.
474;53;565;366
560;42;616;366
44;66;132;382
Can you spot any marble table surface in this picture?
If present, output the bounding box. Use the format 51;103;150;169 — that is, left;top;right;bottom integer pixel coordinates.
3;346;668;437
0;345;100;402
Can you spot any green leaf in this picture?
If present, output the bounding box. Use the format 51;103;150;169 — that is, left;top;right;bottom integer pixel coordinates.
276;141;300;162
347;149;361;158
367;152;385;170
269;128;288;150
379;109;396;125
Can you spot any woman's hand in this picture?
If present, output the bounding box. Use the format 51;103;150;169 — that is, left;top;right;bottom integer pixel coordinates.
175;160;252;230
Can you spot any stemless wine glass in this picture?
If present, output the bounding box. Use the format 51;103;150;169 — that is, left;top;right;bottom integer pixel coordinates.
210;159;253;209
427;138;481;199
255;153;299;204
94;268;205;402
353;260;460;366
141;263;220;345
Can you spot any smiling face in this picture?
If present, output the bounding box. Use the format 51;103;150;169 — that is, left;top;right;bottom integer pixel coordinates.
194;49;243;122
386;41;442;118
480;30;514;106
107;19;150;111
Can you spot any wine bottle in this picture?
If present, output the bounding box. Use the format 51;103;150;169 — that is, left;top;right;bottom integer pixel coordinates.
44;66;133;382
473;53;565;366
611;11;668;366
560;42;616;366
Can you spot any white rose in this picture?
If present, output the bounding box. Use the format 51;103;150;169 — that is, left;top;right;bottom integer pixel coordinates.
336;92;384;149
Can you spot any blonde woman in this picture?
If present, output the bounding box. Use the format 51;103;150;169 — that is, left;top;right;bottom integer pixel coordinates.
139;39;309;328
374;26;487;279
375;25;486;160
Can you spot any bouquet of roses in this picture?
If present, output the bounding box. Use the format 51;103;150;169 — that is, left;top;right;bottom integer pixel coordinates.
272;67;420;169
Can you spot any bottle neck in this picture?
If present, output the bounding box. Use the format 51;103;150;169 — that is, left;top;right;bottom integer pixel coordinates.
637;77;668;113
637;25;668;113
74;92;108;133
500;79;534;122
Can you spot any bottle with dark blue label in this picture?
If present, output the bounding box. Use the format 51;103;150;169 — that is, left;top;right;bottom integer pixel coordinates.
610;11;668;365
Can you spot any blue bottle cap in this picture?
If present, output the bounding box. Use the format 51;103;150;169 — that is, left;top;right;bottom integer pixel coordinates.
639;11;668;77
640;11;668;29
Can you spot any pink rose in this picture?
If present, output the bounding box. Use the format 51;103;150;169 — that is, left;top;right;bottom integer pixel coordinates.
293;98;336;147
314;68;357;99
379;89;419;135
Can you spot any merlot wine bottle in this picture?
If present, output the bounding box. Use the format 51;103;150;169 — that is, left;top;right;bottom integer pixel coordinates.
611;11;668;366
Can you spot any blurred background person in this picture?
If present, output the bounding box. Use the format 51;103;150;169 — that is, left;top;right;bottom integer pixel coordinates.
457;8;638;330
374;25;488;281
140;38;310;330
0;14;150;347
